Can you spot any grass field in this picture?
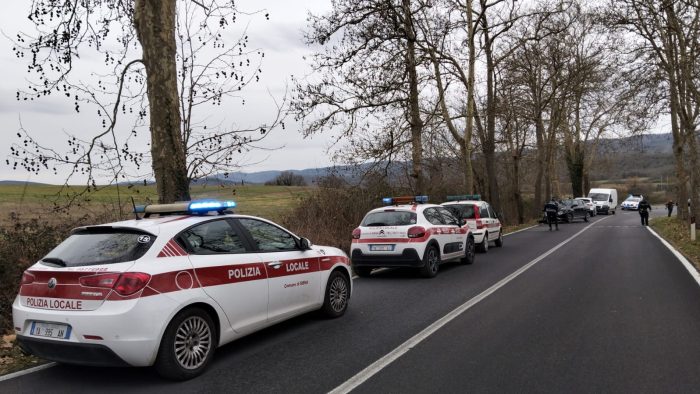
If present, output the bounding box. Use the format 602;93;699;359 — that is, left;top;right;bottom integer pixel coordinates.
0;183;314;225
650;217;700;270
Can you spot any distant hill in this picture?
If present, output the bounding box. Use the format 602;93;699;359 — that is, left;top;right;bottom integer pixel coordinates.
0;180;50;186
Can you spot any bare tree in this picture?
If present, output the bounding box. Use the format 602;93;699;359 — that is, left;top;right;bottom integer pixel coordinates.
293;0;433;193
9;0;284;205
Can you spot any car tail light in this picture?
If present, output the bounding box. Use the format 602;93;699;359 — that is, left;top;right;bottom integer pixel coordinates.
407;226;426;238
114;273;151;296
80;272;151;296
475;219;485;229
80;273;121;289
20;271;36;285
352;228;361;239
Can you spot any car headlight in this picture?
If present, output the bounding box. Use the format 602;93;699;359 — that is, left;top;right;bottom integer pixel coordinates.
558;211;563;215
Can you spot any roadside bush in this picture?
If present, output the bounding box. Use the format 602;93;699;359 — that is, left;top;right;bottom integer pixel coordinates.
282;175;398;253
265;171;307;186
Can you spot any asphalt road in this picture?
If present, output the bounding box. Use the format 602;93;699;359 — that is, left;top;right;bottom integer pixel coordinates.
4;207;700;393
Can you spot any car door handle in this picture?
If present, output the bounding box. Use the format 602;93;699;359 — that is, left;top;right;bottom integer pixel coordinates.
268;261;283;269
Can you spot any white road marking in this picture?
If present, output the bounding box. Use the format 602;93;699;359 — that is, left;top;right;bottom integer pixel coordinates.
0;362;56;382
502;224;538;236
329;216;611;394
647;227;700;287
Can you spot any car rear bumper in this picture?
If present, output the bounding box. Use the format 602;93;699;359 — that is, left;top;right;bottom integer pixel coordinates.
12;293;183;367
596;206;610;213
17;335;130;367
351;248;423;267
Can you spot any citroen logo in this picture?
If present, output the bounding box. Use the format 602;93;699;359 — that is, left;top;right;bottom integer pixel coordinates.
47;278;57;289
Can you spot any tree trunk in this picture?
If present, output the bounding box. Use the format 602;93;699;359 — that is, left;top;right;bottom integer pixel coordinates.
512;155;524;224
482;23;501;213
134;0;191;203
402;0;424;194
534;115;546;216
464;0;476;194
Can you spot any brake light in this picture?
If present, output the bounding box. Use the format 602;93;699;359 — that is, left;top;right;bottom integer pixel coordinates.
80;272;151;296
352;228;362;239
114;273;151;296
475;219;485;229
407;226;426;238
20;271;36;285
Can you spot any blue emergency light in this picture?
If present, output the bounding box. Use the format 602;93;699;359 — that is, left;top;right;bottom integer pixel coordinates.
189;200;237;212
382;195;429;205
445;194;481;202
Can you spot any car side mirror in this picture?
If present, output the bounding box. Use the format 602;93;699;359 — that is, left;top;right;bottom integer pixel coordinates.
299;237;313;250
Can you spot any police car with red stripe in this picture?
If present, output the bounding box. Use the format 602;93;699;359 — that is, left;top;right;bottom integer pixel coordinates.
441;195;503;253
350;196;475;278
13;200;352;380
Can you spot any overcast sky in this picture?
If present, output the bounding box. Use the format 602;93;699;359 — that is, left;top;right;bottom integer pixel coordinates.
0;0;337;184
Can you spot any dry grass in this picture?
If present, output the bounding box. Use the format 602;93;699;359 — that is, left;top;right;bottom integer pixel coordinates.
0;184;314;226
650;217;700;269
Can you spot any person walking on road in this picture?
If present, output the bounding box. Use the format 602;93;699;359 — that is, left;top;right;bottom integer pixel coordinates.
639;198;652;226
666;200;674;217
544;198;559;231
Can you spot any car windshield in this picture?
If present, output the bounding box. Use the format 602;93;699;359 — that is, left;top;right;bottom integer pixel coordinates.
361;211;417;227
560;200;575;206
625;197;641;202
588;193;609;201
443;204;477;220
576;198;590;203
41;228;156;267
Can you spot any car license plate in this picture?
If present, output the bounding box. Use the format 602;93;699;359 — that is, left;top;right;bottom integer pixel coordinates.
30;321;71;340
370;244;394;251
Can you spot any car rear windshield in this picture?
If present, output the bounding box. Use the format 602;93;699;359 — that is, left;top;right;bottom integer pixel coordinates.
41;228;156;267
361;211;417;226
444;204;477;219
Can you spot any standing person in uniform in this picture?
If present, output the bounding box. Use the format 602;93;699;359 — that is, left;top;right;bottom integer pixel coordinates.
639;197;652;226
666;200;674;217
544;198;559;231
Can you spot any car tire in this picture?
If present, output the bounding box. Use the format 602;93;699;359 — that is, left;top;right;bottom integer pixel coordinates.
155;307;216;381
419;245;440;278
461;236;475;265
354;267;372;278
495;231;503;247
321;271;350;318
567;213;574;223
584;215;589;222
477;234;489;253
612;209;616;215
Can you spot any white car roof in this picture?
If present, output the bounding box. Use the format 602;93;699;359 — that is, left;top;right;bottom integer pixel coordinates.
442;200;484;205
367;203;441;214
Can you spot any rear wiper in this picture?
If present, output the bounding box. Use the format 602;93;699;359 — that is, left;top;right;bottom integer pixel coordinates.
41;257;67;267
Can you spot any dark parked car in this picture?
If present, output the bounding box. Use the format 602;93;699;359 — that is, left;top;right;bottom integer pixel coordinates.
540;199;589;224
557;199;589;222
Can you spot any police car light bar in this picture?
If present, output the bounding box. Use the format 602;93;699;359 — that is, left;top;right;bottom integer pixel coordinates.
135;200;237;217
382;195;429;205
445;194;481;202
188;200;237;213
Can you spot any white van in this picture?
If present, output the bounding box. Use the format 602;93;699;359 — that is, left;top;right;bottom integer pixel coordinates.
588;188;618;215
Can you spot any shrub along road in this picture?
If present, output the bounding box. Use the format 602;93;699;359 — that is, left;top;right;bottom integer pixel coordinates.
3;209;700;392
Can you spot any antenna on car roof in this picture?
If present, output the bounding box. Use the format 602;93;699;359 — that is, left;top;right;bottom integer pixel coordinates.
131;197;142;220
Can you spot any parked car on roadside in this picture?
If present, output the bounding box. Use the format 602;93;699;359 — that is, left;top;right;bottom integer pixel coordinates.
351;196;475;278
621;196;642;210
575;197;596;217
558;199;590;222
13;200;352;380
441;195;503;253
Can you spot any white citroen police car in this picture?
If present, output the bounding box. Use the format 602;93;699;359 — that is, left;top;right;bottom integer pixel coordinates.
350;196;475;278
441;195;503;253
13;200;352;380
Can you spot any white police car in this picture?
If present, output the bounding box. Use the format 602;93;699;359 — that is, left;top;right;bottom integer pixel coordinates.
13;200;352;380
441;195;503;253
350;196;475;278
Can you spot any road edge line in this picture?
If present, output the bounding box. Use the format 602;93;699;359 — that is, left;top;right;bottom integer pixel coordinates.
647;227;700;287
503;224;538;237
329;216;610;394
0;362;56;382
